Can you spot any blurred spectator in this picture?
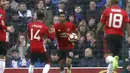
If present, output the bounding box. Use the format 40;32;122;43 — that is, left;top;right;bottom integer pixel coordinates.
14;0;36;9
53;1;67;16
34;0;53;27
7;49;21;68
50;50;59;67
18;2;32;32
52;0;59;5
68;14;77;26
73;36;86;62
8;11;21;47
3;0;15;25
85;31;96;49
7;33;30;60
34;59;45;67
10;0;19;10
86;1;101;31
78;20;88;36
80;48;98;67
67;0;88;13
45;0;52;7
97;0;106;8
126;0;130;17
53;15;60;24
6;49;30;68
99;0;111;14
74;5;83;24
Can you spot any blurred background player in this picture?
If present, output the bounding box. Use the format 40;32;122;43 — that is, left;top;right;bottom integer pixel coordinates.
0;0;14;73
96;0;130;73
53;12;80;73
27;10;55;73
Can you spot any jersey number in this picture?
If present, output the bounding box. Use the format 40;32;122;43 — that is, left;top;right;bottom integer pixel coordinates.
31;29;40;41
109;13;123;28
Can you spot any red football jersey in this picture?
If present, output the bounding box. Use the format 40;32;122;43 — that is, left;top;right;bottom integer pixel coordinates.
0;8;8;42
53;22;77;50
28;21;55;53
100;5;129;37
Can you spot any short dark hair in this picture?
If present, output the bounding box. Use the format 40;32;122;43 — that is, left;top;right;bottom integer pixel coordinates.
12;49;19;53
59;11;66;16
37;10;45;20
111;0;119;4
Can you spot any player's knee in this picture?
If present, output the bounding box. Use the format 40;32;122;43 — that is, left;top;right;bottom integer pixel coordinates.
106;56;113;63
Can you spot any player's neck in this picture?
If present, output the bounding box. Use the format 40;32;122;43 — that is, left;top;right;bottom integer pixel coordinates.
111;4;118;6
61;21;66;25
37;20;43;23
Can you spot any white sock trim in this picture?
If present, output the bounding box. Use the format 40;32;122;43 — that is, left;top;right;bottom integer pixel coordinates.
28;64;34;73
0;61;5;73
43;64;50;73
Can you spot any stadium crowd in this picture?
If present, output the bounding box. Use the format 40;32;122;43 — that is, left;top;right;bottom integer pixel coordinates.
1;0;130;69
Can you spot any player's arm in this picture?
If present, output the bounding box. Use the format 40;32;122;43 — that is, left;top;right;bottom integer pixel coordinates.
43;25;55;40
0;19;14;32
96;8;107;38
96;22;105;38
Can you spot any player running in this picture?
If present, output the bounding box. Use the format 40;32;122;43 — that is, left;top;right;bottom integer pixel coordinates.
96;0;130;73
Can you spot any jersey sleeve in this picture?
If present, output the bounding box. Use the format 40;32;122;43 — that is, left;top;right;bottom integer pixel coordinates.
124;12;130;23
43;25;55;40
100;8;108;24
0;11;7;30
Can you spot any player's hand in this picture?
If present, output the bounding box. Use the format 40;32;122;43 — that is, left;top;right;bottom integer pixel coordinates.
7;26;14;33
49;27;55;34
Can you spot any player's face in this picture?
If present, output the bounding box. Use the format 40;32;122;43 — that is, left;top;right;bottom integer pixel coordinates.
59;14;66;22
0;0;8;7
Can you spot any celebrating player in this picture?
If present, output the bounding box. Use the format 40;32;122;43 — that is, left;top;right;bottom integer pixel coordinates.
53;12;80;73
96;0;130;73
0;0;14;73
28;10;55;73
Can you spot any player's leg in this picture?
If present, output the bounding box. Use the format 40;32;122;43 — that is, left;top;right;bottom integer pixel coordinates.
66;50;73;73
28;53;37;73
39;52;51;73
0;55;6;73
112;35;122;70
0;42;7;73
58;50;66;73
105;35;115;73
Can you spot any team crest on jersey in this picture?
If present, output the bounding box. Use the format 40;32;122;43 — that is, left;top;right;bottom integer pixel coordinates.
58;29;61;31
67;28;70;32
